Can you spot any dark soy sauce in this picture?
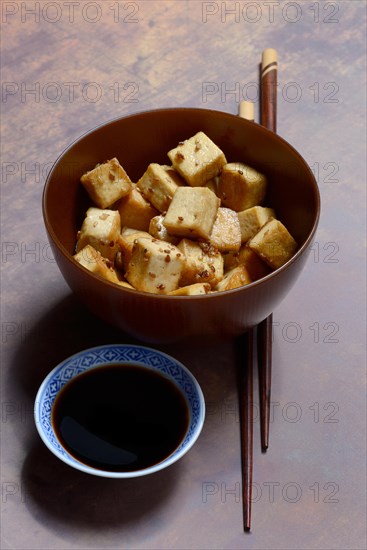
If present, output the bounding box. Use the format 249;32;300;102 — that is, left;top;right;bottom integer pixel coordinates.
52;364;190;472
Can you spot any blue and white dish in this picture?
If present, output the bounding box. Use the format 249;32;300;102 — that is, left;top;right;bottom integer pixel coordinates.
34;344;205;478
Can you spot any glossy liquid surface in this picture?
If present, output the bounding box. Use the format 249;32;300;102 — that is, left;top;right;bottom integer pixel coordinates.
52;364;189;472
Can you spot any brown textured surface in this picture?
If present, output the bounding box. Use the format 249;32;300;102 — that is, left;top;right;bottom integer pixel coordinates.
1;2;366;549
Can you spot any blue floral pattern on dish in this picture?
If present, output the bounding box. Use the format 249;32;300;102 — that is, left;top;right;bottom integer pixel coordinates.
34;345;205;477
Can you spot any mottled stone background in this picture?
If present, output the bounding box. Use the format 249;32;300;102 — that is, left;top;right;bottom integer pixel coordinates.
1;1;366;549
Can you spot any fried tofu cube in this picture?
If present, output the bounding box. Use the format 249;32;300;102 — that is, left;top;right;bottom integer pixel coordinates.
215;265;252;292
163;187;220;240
168;283;211;296
137;164;185;212
74;245;120;283
248;219;298;269
117;184;158;232
223;246;271;281
126;238;185;294
209;207;241;253
117;228;153;271
238;206;276;243
80;158;132;208
76;207;121;261
149;215;179;245
218;163;267;211
177;239;224;287
168;131;227;186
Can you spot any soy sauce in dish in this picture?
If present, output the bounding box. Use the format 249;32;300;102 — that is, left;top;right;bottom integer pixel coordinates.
52;364;190;472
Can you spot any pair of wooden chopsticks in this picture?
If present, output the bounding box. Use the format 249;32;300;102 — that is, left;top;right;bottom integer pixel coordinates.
239;48;278;532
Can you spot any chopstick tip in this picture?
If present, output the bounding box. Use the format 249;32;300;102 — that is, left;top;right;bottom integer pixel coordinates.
262;48;278;64
238;101;255;121
262;49;278;77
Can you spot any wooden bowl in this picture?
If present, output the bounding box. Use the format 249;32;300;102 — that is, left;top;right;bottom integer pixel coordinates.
43;108;320;343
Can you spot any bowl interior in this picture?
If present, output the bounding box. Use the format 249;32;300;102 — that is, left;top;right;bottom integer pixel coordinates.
35;345;205;478
44;108;319;259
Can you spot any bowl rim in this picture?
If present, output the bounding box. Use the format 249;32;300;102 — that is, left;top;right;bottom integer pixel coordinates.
42;107;321;299
34;343;206;478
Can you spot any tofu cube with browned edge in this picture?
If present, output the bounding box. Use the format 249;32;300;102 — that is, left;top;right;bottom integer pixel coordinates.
74;245;120;283
215;265;252;292
168;132;227;187
80;158;132;209
218;163;267;211
238;206;275;243
76;207;121;261
163;187;220;240
168;283;211;296
117;228;153;272
126;237;185;294
224;246;271;281
177;239;223;287
137;164;185;212
117;184;158;232
209;207;241;253
248;218;298;269
149;215;179;245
